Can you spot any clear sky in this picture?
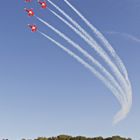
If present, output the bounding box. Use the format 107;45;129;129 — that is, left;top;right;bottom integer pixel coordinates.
0;0;140;140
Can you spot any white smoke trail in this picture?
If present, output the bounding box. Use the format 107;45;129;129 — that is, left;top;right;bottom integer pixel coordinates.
63;0;132;109
37;16;130;123
63;0;132;124
48;9;127;102
36;16;128;106
106;31;140;44
47;0;129;98
38;30;127;124
46;0;132;123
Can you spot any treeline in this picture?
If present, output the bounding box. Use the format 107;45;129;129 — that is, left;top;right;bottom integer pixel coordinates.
33;135;132;140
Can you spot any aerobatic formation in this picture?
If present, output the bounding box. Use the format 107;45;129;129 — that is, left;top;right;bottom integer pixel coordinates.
23;0;132;124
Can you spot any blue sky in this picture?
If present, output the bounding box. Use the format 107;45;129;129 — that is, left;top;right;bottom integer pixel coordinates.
0;0;140;140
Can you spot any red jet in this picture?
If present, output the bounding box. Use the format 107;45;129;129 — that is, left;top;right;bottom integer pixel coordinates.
38;0;47;9
25;0;32;2
24;8;34;16
28;24;37;32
